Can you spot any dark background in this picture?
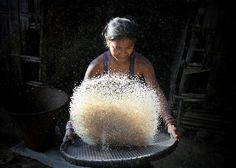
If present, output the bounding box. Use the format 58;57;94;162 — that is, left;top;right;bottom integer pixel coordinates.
0;0;234;167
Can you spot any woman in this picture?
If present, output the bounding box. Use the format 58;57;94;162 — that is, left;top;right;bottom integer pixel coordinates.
63;17;179;143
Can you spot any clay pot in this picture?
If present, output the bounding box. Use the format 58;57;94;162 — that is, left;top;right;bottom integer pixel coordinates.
5;86;69;152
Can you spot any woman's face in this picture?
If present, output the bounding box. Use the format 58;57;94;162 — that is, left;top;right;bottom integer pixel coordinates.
107;38;134;62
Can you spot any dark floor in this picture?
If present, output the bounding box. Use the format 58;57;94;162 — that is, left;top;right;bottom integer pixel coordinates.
0;132;234;168
0;106;234;168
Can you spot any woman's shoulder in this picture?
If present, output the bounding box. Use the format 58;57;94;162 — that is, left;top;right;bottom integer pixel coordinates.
84;51;106;79
134;52;156;81
88;51;108;70
135;52;153;69
90;52;104;64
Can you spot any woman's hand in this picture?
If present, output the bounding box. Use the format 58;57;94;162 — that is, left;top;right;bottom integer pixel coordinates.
167;123;181;140
63;121;77;143
63;128;77;143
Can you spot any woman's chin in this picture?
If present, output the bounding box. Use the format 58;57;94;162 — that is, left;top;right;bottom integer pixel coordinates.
117;56;129;62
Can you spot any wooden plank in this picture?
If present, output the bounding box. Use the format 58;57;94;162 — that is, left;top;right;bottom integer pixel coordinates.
10;54;42;63
181;93;205;98
183;66;211;74
20;55;41;63
181;119;230;130
182;114;231;125
173;93;206;102
180;123;229;134
26;80;44;87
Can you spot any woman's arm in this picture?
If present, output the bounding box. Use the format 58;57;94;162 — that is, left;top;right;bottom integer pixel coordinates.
84;56;103;79
139;58;179;139
63;120;76;143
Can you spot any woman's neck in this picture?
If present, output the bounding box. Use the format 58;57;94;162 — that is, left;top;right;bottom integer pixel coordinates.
108;52;131;64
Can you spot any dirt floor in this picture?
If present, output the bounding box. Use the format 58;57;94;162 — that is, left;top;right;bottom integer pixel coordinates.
151;131;233;168
0;130;233;168
0;105;233;168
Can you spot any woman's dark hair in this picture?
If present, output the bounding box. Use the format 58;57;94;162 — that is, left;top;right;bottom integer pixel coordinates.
102;17;138;42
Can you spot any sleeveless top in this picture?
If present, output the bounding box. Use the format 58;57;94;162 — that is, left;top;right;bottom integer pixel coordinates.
102;50;145;83
103;50;135;77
